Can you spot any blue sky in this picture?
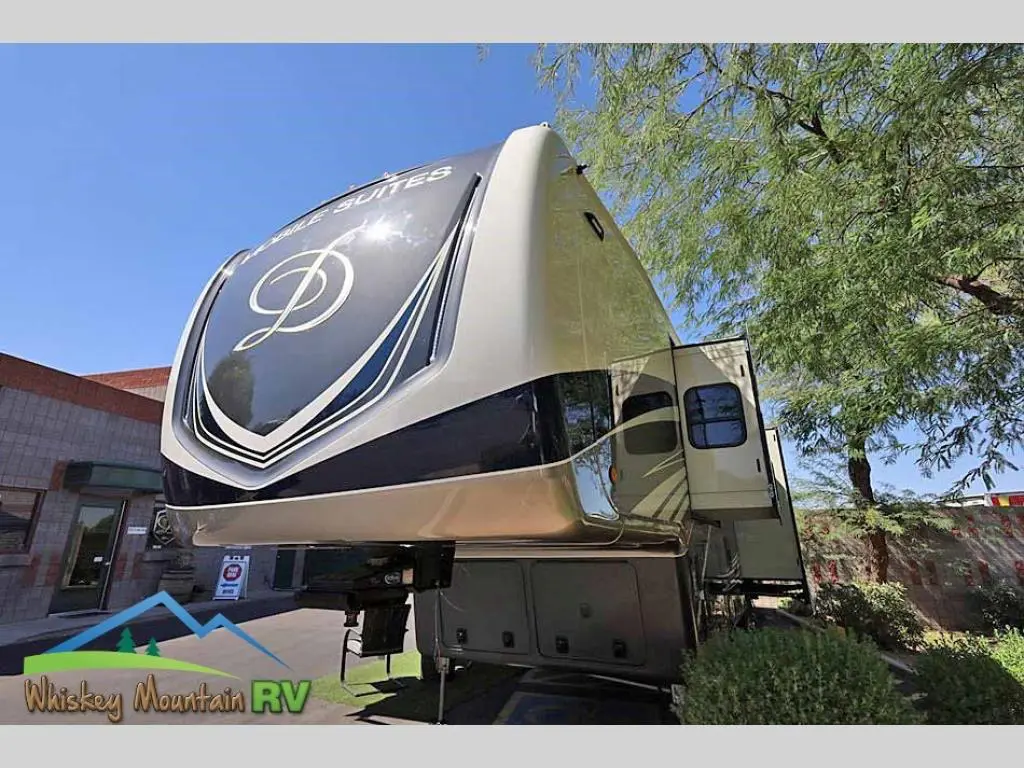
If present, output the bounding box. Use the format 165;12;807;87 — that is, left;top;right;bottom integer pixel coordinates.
0;43;1020;496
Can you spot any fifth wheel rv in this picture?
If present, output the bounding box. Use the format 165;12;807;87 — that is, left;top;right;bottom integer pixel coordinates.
159;124;809;687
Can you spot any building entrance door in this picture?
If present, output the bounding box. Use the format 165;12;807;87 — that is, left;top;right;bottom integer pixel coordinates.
273;548;297;589
49;499;126;615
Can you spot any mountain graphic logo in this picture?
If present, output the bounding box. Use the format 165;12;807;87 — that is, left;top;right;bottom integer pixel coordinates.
22;591;290;678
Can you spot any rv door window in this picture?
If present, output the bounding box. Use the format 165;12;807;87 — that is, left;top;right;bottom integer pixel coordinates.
683;383;746;449
621;391;678;455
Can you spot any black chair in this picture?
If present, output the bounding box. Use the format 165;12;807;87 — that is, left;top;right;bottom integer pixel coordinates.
339;602;411;696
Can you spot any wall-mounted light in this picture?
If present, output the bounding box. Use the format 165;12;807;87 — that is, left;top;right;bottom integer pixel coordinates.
584;211;605;241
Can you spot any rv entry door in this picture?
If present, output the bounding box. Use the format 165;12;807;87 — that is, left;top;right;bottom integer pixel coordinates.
671;337;778;522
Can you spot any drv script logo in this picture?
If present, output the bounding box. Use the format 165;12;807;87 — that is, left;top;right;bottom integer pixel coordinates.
22;591;311;723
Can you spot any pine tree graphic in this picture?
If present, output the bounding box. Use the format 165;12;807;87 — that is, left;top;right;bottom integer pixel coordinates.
146;638;160;657
116;627;136;654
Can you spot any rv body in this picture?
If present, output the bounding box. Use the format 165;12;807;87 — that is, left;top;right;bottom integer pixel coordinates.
160;125;808;684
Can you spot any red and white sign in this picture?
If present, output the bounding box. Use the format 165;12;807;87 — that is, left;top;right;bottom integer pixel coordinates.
214;555;250;600
223;564;243;581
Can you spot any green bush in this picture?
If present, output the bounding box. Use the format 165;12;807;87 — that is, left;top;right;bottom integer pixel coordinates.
991;628;1024;683
966;582;1024;633
675;627;919;724
814;582;924;651
778;596;814;617
914;633;1024;724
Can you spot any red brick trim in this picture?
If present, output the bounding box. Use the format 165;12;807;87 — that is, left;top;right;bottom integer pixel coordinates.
43;556;62;587
49;461;68;491
21;555;40;587
83;366;171;390
0;355;162;424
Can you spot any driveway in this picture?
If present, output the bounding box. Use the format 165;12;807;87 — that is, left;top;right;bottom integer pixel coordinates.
1;607;419;724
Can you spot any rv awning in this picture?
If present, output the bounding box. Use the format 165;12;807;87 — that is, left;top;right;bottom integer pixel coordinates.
62;461;163;494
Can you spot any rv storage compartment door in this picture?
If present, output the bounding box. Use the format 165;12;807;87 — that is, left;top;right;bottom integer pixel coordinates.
672;338;778;522
438;561;531;655
531;561;646;667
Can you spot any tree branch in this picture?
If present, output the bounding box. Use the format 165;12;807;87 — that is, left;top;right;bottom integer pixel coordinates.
937;274;1022;319
795;109;843;163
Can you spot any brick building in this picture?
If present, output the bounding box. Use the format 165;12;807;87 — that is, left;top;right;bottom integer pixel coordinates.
0;354;297;625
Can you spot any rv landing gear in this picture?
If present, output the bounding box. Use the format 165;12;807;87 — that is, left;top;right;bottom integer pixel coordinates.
294;542;457;723
428;585;454;725
421;655;456;682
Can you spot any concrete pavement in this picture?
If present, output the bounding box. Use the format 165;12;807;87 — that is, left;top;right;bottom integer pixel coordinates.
1;600;673;725
1;607;419;724
0;591;294;647
0;591;298;676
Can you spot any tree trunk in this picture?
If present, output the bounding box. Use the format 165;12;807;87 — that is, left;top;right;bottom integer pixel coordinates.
847;435;889;583
866;531;889;585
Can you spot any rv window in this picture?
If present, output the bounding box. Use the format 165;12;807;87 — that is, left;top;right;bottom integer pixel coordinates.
621;391;678;455
683;383;746;449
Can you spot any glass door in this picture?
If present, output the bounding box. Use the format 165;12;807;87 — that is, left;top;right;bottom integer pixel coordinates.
273;547;297;589
49;499;126;614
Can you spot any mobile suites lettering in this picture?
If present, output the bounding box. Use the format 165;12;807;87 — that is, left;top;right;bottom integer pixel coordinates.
23;675;309;723
241;164;454;264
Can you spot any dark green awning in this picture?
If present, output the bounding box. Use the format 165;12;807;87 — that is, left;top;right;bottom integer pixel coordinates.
63;461;163;494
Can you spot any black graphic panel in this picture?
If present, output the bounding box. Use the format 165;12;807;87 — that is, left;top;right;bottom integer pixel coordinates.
197;148;495;441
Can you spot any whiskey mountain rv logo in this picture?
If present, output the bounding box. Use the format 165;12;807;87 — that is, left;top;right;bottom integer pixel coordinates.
21;591;311;723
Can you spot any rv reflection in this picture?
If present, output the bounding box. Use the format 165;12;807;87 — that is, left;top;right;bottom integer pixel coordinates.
572;440;618;521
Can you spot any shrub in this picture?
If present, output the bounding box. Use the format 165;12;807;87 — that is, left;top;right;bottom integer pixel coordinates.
914;633;1024;724
814;582;924;651
674;627;919;724
991;628;1024;684
778;596;813;617
966;581;1024;633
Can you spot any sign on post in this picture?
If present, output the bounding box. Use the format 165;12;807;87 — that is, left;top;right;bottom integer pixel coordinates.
214;554;250;600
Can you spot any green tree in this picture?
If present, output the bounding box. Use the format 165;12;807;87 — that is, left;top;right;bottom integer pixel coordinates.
115;627;136;654
536;43;1024;579
145;638;160;657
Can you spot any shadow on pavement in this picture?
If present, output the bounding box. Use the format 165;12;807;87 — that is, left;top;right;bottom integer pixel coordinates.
341;663;526;724
0;595;298;676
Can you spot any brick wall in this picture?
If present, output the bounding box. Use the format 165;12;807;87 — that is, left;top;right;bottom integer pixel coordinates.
801;506;1024;630
0;355;162;424
0;384;164;622
0;355;291;625
82;366;170;403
